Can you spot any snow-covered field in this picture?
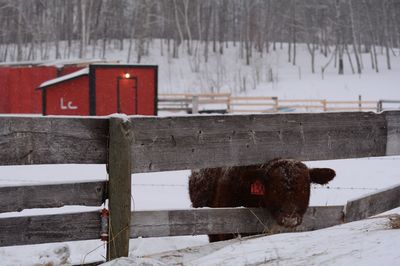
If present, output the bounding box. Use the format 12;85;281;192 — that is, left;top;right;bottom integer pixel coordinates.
0;158;399;265
132;215;400;266
102;40;400;103
1;42;400;265
23;39;400;101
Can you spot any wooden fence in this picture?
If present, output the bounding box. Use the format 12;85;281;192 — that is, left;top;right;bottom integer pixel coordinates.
158;93;380;113
377;99;400;112
1;111;400;263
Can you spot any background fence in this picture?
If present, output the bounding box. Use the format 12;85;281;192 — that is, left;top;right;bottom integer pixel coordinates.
158;93;395;114
1;111;400;263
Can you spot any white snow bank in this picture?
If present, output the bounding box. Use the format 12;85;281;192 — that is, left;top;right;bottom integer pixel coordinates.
104;213;400;266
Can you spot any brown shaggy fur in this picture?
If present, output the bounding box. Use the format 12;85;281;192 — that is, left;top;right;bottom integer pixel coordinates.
188;158;335;242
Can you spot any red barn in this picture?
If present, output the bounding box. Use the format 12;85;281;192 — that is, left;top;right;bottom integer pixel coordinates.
0;60;108;114
0;66;56;114
38;64;158;116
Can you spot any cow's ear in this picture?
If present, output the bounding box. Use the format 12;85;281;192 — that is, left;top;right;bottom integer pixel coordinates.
309;168;335;185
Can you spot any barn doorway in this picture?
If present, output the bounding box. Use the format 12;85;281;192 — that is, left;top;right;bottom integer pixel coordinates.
117;76;138;114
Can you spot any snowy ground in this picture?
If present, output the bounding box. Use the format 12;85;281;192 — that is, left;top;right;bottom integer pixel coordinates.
11;39;400;102
94;40;400;103
0;156;399;265
133;215;400;266
1;41;400;265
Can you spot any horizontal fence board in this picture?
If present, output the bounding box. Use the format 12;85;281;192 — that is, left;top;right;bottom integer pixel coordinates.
281;105;324;109
231;103;275;107
0;211;100;247
231;97;276;101
326;101;377;104
159;93;231;97
227;109;276;113
345;183;400;222
325;107;376;111
0;116;108;165
0;181;107;213
130;111;395;173
158;98;191;103
279;99;324;103
130;206;344;238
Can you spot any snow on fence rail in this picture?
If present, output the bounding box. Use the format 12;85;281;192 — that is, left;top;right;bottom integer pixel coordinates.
158;93;380;113
0;111;400;262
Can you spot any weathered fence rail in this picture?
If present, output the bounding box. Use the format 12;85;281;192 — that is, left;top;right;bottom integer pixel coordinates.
1;111;400;262
345;183;400;222
0;211;101;247
130;111;399;172
0;116;108;165
130;205;345;238
0;181;106;213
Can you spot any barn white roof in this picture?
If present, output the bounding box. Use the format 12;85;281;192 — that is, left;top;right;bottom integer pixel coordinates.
38;67;89;89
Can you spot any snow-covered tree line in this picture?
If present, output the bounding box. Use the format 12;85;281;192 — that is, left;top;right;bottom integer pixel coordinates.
0;0;398;74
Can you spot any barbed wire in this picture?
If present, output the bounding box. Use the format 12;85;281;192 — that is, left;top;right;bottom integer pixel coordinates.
133;183;187;187
133;183;380;191
312;186;378;191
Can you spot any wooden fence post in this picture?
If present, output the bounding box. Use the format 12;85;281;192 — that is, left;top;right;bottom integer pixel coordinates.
192;95;199;114
322;100;327;112
377;100;382;112
273;97;279;112
107;116;132;261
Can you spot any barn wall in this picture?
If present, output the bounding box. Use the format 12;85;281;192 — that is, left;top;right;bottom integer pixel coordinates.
45;76;89;116
0;67;57;114
0;68;11;113
0;65;157;116
93;66;157;116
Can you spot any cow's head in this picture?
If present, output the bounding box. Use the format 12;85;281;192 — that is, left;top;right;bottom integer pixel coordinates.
240;159;335;228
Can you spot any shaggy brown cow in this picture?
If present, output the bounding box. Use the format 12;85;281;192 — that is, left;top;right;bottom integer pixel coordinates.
188;158;335;242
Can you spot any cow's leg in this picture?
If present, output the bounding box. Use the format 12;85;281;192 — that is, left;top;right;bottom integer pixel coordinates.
208;234;236;242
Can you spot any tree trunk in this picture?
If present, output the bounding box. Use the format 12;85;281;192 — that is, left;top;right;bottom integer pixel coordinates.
335;0;344;75
292;0;296;66
212;0;217;53
363;0;379;73
348;0;362;74
203;3;212;63
345;45;355;74
79;0;87;59
382;0;391;70
173;0;184;56
183;0;192;55
306;43;315;74
16;0;23;61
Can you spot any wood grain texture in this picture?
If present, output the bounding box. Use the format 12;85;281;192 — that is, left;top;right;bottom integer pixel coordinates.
130;206;344;238
385;111;400;155
130;111;392;173
107;117;132;260
345;184;400;222
0;116;108;165
0;211;100;247
0;181;107;213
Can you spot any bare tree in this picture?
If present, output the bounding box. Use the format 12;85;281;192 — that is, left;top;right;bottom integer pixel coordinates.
348;0;362;74
0;0;397;78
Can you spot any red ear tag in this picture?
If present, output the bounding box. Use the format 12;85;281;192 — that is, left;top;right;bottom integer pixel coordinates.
251;180;265;195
